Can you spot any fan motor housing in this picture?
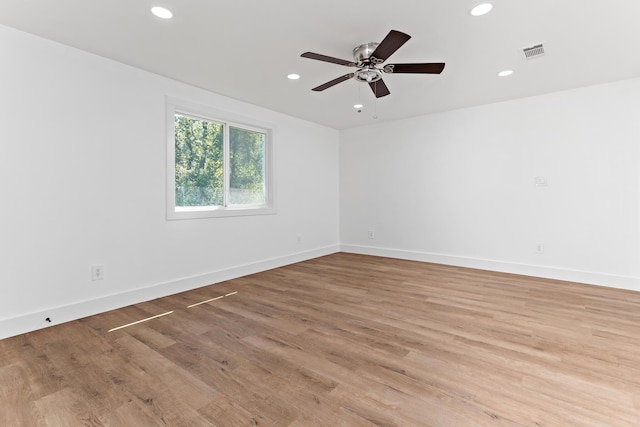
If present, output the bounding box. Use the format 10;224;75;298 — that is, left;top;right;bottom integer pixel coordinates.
353;42;383;82
353;42;379;66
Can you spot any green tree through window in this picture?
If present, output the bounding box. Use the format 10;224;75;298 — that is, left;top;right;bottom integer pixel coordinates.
229;126;266;205
173;113;268;211
174;114;224;206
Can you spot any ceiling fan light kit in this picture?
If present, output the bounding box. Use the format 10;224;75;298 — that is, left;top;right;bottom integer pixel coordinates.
301;29;445;99
354;68;382;83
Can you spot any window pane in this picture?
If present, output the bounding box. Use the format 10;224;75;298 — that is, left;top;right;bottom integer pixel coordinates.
174;114;224;207
229;126;266;205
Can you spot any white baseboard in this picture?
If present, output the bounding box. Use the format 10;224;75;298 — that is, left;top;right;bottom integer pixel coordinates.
340;244;640;292
4;244;637;340
0;245;340;340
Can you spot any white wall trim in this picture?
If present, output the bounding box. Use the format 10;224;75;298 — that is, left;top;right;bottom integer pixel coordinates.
341;244;640;292
0;245;340;340
4;243;638;340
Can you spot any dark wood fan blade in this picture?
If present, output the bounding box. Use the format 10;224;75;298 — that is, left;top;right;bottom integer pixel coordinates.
301;52;355;67
384;63;446;74
370;30;411;63
312;73;355;91
368;79;390;98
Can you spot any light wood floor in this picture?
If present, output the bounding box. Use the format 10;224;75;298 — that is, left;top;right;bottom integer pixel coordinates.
2;253;640;426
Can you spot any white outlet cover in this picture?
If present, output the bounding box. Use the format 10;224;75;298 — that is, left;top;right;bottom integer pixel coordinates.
534;176;548;187
91;265;105;280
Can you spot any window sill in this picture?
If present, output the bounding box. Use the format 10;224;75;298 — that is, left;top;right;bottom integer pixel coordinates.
167;206;276;220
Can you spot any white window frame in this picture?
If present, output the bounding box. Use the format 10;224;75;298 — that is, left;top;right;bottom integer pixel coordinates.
166;97;275;220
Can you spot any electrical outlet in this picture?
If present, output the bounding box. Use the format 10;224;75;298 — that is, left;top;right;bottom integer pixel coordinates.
535;243;544;254
534;176;548;187
92;264;105;281
368;229;375;239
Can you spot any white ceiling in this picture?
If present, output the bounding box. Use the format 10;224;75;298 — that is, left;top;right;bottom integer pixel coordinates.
2;0;640;130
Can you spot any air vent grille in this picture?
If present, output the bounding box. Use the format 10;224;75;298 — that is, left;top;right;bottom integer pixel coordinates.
523;44;545;59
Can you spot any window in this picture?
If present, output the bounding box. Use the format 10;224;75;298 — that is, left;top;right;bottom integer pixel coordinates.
166;98;274;219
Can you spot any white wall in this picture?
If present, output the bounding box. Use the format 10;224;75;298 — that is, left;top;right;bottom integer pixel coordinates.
3;23;640;340
340;78;640;290
0;25;340;339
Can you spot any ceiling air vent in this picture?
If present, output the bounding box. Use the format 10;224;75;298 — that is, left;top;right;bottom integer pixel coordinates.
523;43;545;59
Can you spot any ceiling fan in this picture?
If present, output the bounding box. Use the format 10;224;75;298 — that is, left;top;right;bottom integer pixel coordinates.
301;29;445;98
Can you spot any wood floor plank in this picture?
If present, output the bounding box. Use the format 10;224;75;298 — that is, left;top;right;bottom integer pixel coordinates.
113;334;221;410
102;356;213;426
197;396;267;427
2;253;640;425
99;399;161;427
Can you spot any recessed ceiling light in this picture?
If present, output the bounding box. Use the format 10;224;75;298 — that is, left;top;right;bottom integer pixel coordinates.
497;70;513;77
353;104;364;109
470;3;493;16
287;73;300;80
151;6;173;19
